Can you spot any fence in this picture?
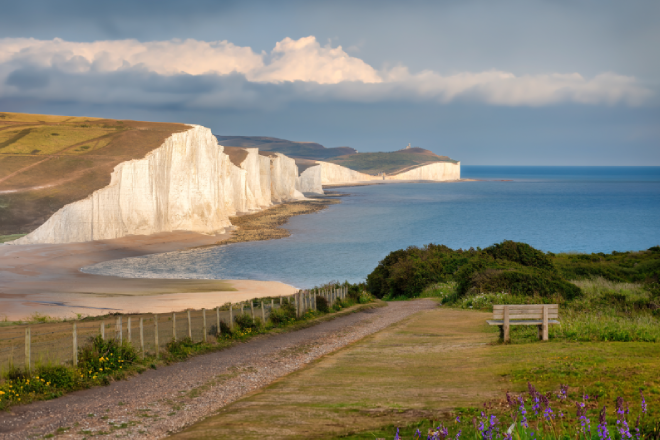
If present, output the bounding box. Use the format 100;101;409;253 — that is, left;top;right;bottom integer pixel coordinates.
0;287;348;374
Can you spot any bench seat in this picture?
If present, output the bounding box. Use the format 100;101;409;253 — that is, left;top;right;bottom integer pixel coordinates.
487;319;560;326
489;304;560;342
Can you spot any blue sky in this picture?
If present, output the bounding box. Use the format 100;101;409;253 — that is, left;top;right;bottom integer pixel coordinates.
1;0;658;165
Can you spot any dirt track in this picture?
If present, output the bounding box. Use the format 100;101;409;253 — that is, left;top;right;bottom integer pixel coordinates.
0;300;436;439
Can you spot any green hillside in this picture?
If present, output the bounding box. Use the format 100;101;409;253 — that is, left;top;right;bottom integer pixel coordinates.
215;135;356;160
326;148;458;175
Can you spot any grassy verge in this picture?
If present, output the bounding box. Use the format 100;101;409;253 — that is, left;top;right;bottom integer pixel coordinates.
0;296;379;410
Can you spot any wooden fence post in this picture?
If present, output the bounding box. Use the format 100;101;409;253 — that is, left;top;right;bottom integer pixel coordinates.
139;318;145;359
216;307;221;336
72;323;78;367
503;305;510;343
25;327;31;372
100;321;105;340
117;316;122;343
279;296;282;305
202;308;207;342
250;301;255;320
154;315;159;358
261;301;265;322
229;304;234;330
187;310;192;340
172;312;177;342
127;317;132;344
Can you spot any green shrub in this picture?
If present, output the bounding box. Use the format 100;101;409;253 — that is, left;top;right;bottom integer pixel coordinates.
316;296;330;313
234;313;258;331
269;303;296;326
165;338;199;360
78;335;137;380
463;267;582;300
484;240;555;271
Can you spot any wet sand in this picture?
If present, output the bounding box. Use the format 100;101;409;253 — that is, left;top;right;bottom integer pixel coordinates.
0;200;334;321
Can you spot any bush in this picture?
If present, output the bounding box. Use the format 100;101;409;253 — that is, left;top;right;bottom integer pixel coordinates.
269;303;296;326
316;296;330;313
462;267;582;300
234;313;258;331
165;337;198;360
484;240;555;271
78;335;137;380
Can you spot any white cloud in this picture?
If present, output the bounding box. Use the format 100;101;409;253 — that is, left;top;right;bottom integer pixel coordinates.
0;36;653;107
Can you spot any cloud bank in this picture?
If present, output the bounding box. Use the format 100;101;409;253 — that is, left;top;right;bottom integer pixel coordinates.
0;36;652;109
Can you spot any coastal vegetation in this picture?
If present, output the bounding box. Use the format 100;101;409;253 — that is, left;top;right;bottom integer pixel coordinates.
366;241;660;343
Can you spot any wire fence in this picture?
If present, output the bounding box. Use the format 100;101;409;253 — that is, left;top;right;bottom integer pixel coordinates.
0;287;348;374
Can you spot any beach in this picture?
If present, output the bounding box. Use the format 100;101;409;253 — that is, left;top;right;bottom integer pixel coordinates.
0;199;335;321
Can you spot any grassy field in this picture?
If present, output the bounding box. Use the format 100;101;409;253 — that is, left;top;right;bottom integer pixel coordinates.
169;304;660;440
0;112;188;236
216;135;357;160
326;148;458;175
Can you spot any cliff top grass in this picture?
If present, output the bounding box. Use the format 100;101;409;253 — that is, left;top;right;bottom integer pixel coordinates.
326;147;459;175
216;135;357;160
0;112;189;235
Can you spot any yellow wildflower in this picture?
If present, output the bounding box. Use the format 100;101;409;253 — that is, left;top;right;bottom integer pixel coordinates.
0;391;5;395
99;368;103;371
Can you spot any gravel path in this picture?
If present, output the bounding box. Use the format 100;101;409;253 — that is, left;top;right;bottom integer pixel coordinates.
0;300;436;439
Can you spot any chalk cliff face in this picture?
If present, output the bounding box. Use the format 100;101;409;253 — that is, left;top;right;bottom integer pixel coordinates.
389;162;461;181
298;165;324;194
318;162;382;184
12;126;305;245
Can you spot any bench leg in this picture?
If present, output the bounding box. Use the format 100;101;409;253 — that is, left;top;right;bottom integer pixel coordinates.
499;325;503;340
538;325;542;340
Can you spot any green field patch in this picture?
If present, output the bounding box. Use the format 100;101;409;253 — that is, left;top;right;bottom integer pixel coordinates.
0;126;117;155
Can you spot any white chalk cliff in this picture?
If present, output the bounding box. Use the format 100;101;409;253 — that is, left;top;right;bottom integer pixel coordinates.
388;161;461;181
12;125;306;245
296;160;461;186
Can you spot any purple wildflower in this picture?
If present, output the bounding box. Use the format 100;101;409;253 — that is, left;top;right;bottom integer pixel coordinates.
519;396;529;429
455;416;460;423
598;406;611;440
455;430;462;440
616;397;632;439
577;401;592;438
558;384;569;400
640;389;647;414
394;427;400;440
634;416;641;440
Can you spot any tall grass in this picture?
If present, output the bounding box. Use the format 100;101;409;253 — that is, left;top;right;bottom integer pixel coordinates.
435;278;660;343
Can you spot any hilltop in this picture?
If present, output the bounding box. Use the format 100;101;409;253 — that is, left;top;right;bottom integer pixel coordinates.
0;112;189;236
215;135;458;176
215;135;356;160
326;147;458;175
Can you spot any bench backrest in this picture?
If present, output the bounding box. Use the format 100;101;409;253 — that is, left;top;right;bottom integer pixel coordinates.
493;304;559;320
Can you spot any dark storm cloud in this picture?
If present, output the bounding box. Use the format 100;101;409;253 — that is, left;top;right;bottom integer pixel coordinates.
6;68;50;89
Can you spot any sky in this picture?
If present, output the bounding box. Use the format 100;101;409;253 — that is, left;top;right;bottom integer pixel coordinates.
0;0;658;165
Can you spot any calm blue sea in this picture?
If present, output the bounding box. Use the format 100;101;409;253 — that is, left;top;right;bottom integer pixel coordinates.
82;166;660;288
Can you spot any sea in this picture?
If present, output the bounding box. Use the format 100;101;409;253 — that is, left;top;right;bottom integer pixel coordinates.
82;166;660;289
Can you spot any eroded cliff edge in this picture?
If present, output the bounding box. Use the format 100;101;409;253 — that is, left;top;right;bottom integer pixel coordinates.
11;126;307;245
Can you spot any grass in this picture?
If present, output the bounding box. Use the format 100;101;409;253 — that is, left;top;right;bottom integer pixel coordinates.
168;306;660;440
0;125;117;155
0;233;26;243
326;148;458;175
420;278;660;343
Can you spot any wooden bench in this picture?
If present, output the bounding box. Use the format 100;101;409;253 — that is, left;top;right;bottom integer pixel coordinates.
487;304;559;342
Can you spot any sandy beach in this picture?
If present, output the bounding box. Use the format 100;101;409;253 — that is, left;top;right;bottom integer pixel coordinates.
0;200;334;321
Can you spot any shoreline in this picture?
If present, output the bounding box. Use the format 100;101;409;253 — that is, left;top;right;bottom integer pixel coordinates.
0;198;336;321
